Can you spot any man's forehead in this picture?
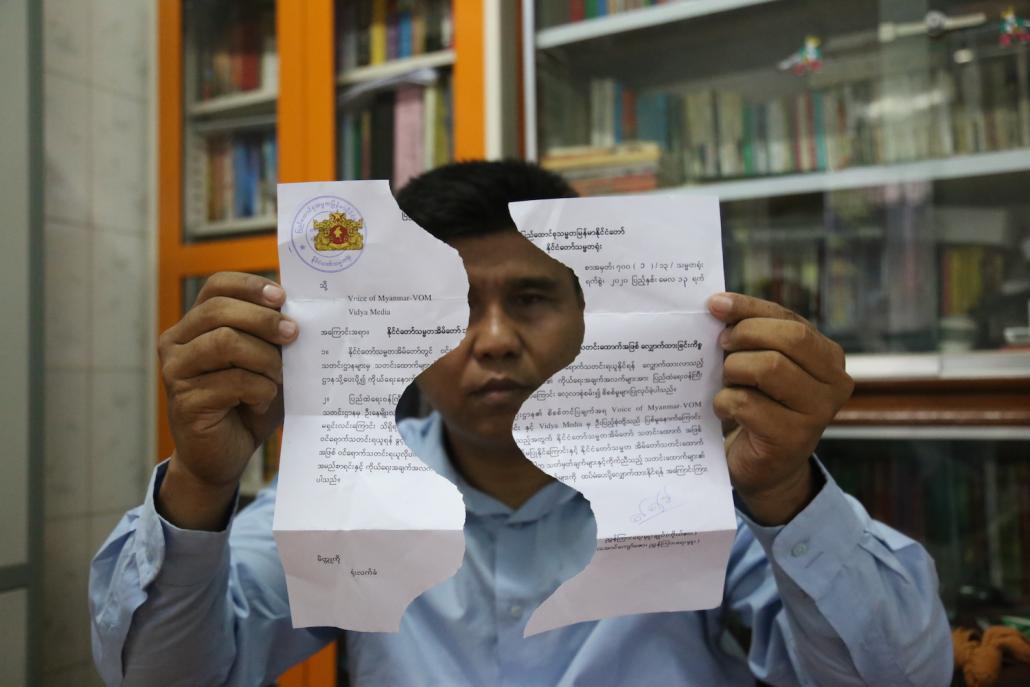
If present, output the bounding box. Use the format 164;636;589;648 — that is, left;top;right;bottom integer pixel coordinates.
448;229;567;278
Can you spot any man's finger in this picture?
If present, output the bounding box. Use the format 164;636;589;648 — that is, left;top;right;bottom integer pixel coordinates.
713;387;818;456
167;296;298;348
165;327;284;385
169;368;281;422
722;350;830;416
707;292;810;327
721;318;847;385
194;271;286;309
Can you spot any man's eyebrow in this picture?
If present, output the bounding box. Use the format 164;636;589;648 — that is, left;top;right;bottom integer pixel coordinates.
509;276;562;291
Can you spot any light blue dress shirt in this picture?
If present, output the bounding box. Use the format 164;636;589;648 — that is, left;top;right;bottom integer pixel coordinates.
90;413;952;686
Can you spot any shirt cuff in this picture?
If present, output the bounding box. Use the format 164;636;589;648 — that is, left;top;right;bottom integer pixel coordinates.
735;457;868;600
134;460;237;588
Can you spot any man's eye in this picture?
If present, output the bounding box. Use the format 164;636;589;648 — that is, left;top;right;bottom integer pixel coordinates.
516;293;548;306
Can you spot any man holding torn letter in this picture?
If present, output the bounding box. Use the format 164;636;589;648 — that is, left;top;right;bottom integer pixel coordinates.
91;161;951;686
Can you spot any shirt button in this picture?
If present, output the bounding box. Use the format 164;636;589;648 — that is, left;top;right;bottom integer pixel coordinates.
791;542;809;557
509;605;523;618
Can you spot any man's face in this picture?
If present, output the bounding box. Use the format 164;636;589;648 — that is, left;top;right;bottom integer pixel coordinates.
416;229;585;448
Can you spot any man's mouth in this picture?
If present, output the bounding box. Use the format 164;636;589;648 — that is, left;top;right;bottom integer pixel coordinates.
471;378;531;404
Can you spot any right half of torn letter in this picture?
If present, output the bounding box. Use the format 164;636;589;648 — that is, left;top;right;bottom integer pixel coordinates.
508;194;738;636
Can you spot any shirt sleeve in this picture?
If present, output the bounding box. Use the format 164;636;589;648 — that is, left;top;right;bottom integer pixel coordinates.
722;458;953;687
89;460;336;686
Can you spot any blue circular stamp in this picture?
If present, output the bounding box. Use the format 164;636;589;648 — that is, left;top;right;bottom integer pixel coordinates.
289;195;367;273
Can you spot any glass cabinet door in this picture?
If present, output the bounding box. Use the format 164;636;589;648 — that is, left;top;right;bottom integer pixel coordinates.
182;0;279;240
334;0;455;187
528;0;1030;360
818;434;1030;624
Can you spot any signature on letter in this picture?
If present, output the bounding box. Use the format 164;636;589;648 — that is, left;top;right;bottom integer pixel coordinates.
630;485;684;525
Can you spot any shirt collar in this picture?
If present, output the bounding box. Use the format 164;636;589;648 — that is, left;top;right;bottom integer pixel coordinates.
398;412;580;525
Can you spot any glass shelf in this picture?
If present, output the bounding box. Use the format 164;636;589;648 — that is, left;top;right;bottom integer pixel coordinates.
527;0;1030;359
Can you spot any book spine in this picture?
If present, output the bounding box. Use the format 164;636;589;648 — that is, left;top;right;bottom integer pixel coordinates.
812;91;827;171
371;0;387;64
570;0;586;22
387;0;399;61
393;85;425;188
613;81;623;144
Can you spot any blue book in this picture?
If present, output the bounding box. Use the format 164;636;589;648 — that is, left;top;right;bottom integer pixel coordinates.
613;81;623;143
248;141;262;215
398;10;412;57
812;91;827;171
636;92;668;148
232;142;248;218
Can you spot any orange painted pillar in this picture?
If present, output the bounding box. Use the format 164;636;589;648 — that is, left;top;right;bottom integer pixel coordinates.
453;0;486;159
276;6;337;687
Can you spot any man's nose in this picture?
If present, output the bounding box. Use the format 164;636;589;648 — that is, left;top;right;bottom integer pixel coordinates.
470;304;521;360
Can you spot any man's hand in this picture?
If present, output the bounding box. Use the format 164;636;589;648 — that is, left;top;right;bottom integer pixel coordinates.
157;272;299;530
707;292;854;526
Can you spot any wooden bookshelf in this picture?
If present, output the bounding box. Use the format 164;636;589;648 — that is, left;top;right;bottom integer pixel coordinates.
535;0;778;49
157;1;493;685
187;88;278;117
338;49;456;85
667;148;1030;202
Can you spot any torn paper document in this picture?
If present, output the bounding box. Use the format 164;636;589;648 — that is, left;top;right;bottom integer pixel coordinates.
273;180;469;631
508;194;738;636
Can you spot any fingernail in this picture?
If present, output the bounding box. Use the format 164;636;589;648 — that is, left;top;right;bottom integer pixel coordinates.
718;328;731;348
708;294;733;316
279;319;297;338
263;284;285;303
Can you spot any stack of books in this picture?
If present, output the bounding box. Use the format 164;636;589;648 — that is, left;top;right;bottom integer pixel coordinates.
540;142;662;195
338;0;454;72
195;3;277;100
204;131;278;223
339;75;453;188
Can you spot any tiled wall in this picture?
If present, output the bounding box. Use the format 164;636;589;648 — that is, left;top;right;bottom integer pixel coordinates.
42;0;154;684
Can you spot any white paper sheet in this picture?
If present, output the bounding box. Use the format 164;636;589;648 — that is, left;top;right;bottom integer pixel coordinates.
273;181;469;631
273;183;736;635
507;194;738;635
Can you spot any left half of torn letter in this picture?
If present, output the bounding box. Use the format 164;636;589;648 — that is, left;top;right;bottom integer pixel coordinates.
273;180;469;631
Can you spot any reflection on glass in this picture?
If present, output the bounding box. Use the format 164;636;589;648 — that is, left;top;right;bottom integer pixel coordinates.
186;0;277;101
536;0;1030;186
819;438;1030;621
532;0;1030;354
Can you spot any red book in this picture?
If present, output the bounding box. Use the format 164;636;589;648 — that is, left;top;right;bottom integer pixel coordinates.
229;22;245;92
621;87;637;141
239;19;260;91
570;0;586;22
804;92;818;170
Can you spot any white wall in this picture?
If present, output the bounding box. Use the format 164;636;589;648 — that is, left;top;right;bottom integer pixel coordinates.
42;0;155;683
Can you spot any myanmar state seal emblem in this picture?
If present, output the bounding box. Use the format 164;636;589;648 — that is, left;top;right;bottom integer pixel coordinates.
290;195;367;272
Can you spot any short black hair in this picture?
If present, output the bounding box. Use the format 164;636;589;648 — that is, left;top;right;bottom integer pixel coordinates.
395;159;577;241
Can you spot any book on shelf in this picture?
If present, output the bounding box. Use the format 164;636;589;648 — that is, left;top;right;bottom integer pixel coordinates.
339;73;452;187
339;0;454;73
196;2;277;101
204;130;277;223
540;141;662;196
546;49;1030;189
537;0;672;28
